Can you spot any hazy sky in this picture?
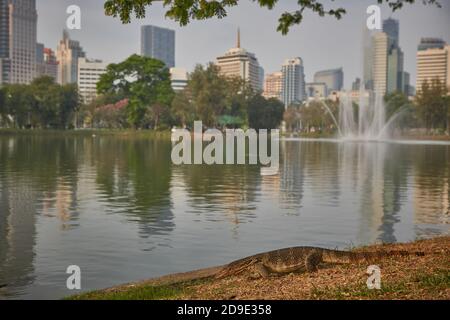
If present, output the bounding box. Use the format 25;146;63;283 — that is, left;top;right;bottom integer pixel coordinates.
37;0;450;88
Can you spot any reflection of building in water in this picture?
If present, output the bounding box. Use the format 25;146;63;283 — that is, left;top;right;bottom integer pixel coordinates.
279;141;304;214
342;143;407;244
0;179;37;296
41;177;78;230
414;176;450;226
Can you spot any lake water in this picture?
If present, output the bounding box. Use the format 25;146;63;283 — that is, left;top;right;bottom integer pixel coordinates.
0;134;449;299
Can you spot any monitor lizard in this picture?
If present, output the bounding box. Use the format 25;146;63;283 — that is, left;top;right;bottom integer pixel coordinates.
215;246;424;279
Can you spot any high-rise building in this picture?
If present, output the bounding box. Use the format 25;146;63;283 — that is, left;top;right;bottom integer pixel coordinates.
216;29;262;92
383;18;399;48
313;68;343;95
371;32;389;95
281;57;306;108
382;18;407;95
416;44;450;93
0;0;10;85
36;44;58;81
141;25;175;68
77;58;107;103
263;71;282;100
0;0;37;84
170;67;188;92
306;82;327;99
418;38;446;51
56;30;86;85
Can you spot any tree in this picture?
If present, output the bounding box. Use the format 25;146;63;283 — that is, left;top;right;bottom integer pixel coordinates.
104;0;440;34
248;95;284;130
384;91;416;132
4;84;33;128
171;90;194;128
284;105;301;132
97;54;174;129
415;78;448;133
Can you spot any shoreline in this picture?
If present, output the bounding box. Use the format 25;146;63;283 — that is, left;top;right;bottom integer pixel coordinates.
1;129;449;141
69;236;450;300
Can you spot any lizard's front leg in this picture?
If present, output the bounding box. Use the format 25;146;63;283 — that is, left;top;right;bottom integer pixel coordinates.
305;251;322;272
253;263;270;279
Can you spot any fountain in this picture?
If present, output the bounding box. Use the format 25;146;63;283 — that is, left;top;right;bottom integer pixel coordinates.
319;89;405;141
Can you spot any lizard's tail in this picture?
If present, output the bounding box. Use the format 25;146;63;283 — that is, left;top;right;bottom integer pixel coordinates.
321;249;425;264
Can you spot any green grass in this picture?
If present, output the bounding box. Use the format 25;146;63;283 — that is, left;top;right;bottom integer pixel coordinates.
0;128;172;139
67;279;208;300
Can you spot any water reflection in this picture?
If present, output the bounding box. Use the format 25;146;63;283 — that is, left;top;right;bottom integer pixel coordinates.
0;134;448;299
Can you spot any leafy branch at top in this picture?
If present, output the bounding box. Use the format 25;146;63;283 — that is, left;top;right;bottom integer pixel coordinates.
103;0;441;34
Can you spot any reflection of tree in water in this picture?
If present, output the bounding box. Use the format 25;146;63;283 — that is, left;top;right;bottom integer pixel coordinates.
173;163;260;228
93;137;174;238
412;145;450;234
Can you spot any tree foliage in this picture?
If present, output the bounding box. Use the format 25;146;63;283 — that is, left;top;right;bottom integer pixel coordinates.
415;78;449;133
104;0;441;34
248;95;284;130
97;54;174;128
0;76;80;129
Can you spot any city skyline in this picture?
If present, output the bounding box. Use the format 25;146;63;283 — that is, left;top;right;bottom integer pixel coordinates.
35;0;450;89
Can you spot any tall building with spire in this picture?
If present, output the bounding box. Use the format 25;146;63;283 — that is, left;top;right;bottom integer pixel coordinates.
0;0;37;85
216;28;262;91
56;30;86;85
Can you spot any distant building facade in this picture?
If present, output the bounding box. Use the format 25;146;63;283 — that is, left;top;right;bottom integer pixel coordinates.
313;68;343;95
216;29;262;92
281;57;306;108
416;44;450;93
141;25;175;68
306;82;327;99
0;0;37;84
36;44;58;81
56;30;86;85
263;71;282;100
170;67;188;92
77;58;107;103
418;38;446;51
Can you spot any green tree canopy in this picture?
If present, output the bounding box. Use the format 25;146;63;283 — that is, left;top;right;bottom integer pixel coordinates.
97;54;175;128
104;0;440;34
248;95;284;130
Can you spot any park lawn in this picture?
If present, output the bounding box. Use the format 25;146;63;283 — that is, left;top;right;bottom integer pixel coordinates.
69;236;449;300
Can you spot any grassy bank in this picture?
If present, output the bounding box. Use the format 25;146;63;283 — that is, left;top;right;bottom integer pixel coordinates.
0;128;172;139
69;236;450;300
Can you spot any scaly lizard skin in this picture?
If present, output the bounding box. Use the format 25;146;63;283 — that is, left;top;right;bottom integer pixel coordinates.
215;246;424;279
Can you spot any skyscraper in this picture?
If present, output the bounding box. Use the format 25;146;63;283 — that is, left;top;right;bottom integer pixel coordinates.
416;43;450;93
281;57;306;108
383;18;399;48
141;25;175;68
56;30;86;85
313;68;343;95
0;0;37;84
0;0;10;85
371;32;389;95
418;38;446;51
216;29;262;92
383;18;406;94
